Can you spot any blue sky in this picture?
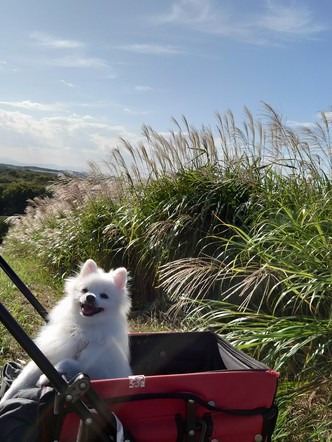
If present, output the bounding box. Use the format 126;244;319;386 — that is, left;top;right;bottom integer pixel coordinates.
0;0;331;171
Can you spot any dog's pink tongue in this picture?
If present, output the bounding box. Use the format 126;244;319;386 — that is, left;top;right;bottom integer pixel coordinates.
82;304;94;315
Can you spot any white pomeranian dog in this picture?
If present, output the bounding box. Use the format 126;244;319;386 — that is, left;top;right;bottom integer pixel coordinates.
0;259;132;403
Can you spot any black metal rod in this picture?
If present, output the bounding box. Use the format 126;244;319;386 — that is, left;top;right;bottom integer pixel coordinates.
0;255;49;322
85;386;118;435
0;302;112;441
0;301;68;393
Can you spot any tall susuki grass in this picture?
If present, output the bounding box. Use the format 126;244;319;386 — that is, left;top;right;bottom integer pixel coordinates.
2;104;331;439
158;164;331;440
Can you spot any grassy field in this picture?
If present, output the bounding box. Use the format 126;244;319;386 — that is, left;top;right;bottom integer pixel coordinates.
1;104;331;440
0;254;63;366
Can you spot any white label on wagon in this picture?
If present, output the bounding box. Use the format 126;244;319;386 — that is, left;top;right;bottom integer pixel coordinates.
129;375;146;388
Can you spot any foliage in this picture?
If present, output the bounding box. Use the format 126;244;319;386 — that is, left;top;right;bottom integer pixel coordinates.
0;165;56;216
2;104;332;440
0;166;57;242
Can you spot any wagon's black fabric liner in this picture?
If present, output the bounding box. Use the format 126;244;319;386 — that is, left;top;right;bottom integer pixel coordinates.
0;361;22;401
130;332;224;375
129;331;269;376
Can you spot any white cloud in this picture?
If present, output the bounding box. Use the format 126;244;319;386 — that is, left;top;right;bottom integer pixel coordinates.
116;43;183;55
287;120;316;129
0;100;66;112
153;0;327;45
104;73;117;80
0;60;19;72
60;79;76;88
259;1;326;37
157;0;214;26
29;32;108;69
135;85;153;92
287;110;332;128
0;108;140;170
324;112;332;122
123;107;150;116
30;32;85;49
47;55;108;69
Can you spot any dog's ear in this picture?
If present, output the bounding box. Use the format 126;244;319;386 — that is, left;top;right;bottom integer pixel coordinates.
112;267;127;290
80;259;98;277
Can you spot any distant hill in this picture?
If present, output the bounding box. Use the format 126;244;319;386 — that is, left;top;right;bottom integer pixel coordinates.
0;164;61;241
0;164;59;215
0;163;85;177
0;163;89;242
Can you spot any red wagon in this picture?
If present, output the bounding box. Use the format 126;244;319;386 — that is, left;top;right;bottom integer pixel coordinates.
0;256;278;441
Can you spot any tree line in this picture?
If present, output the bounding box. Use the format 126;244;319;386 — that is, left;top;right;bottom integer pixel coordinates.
0;165;56;241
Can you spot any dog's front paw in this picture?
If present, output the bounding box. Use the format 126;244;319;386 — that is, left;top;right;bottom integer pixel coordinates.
37;373;50;387
54;358;80;381
36;359;81;387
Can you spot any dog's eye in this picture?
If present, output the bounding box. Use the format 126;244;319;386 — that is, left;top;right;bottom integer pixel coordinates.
81;288;88;293
100;293;109;299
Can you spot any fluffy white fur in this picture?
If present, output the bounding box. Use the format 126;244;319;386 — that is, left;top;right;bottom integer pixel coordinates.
0;259;131;404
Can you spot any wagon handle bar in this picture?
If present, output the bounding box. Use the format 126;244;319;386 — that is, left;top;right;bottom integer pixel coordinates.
0;255;49;322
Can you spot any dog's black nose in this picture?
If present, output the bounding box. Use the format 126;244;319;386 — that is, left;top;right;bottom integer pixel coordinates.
86;294;96;304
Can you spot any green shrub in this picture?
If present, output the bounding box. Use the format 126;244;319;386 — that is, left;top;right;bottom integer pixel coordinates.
0;166;55;216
